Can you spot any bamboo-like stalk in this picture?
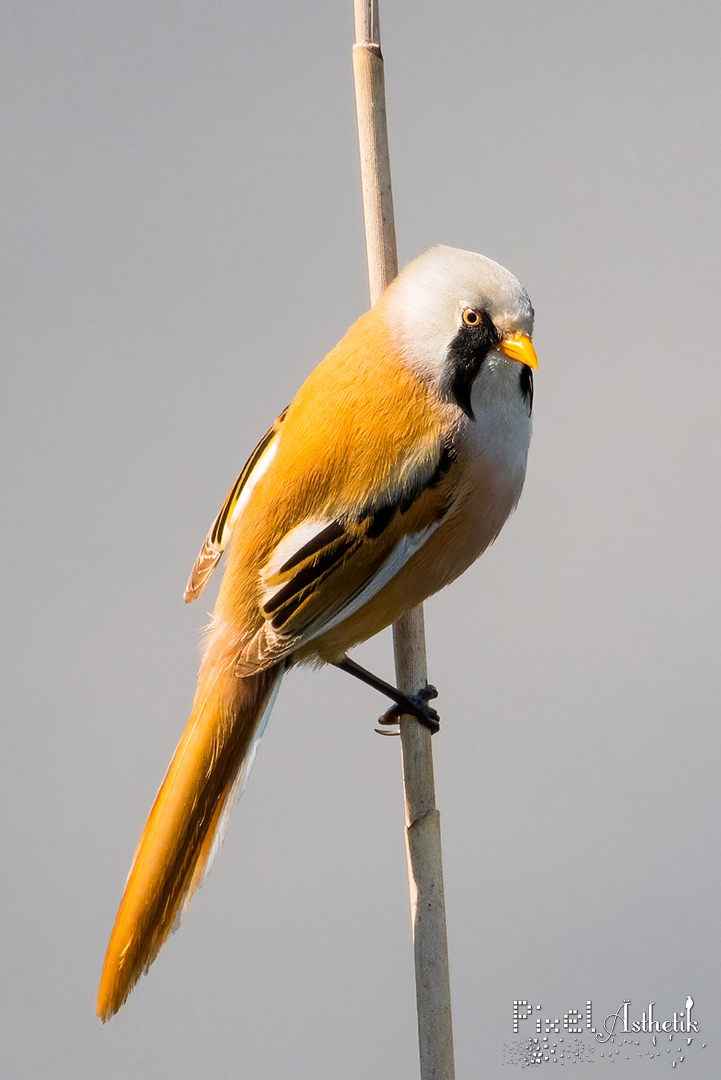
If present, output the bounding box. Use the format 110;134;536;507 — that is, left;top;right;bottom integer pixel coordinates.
352;4;455;1078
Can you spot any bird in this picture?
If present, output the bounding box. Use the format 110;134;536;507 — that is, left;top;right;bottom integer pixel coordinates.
96;244;538;1020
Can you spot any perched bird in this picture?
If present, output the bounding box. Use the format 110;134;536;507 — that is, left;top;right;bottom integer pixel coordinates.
96;245;537;1020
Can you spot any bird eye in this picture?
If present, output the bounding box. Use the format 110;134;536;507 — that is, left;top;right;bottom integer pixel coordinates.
461;308;481;327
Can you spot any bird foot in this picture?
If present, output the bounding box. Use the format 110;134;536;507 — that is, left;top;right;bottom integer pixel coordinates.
375;684;440;735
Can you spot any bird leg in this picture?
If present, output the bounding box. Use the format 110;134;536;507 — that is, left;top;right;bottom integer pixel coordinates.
334;655;440;734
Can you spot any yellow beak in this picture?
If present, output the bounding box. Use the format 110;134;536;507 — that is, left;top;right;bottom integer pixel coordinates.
498;334;538;370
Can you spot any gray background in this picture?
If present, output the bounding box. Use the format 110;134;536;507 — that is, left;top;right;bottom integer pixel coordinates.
1;1;719;1077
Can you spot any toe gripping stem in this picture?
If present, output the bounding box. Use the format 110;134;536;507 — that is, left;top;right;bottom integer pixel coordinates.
335;656;440;735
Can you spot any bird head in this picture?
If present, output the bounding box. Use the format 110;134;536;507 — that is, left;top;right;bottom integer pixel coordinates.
384;245;537;418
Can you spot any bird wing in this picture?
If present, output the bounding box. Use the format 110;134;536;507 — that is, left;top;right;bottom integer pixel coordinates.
191;303;457;663
235;440;457;672
184;408;288;603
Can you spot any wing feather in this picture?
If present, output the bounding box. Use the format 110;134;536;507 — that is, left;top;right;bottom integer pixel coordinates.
234;441;457;673
184;408;288;603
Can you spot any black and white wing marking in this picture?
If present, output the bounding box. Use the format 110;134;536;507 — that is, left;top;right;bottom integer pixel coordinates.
235;442;457;672
184;408;288;603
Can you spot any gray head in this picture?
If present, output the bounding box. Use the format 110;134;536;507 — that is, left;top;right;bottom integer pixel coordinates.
383;245;535;400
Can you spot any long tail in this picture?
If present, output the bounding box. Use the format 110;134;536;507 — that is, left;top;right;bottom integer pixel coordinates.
96;635;283;1021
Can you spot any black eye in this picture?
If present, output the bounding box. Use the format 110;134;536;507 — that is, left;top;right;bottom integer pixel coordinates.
461;308;481;327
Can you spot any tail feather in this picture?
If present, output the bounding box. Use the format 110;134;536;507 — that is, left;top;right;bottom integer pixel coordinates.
96;643;283;1021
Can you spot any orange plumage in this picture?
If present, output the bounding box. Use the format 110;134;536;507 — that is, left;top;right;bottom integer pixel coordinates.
97;246;537;1018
